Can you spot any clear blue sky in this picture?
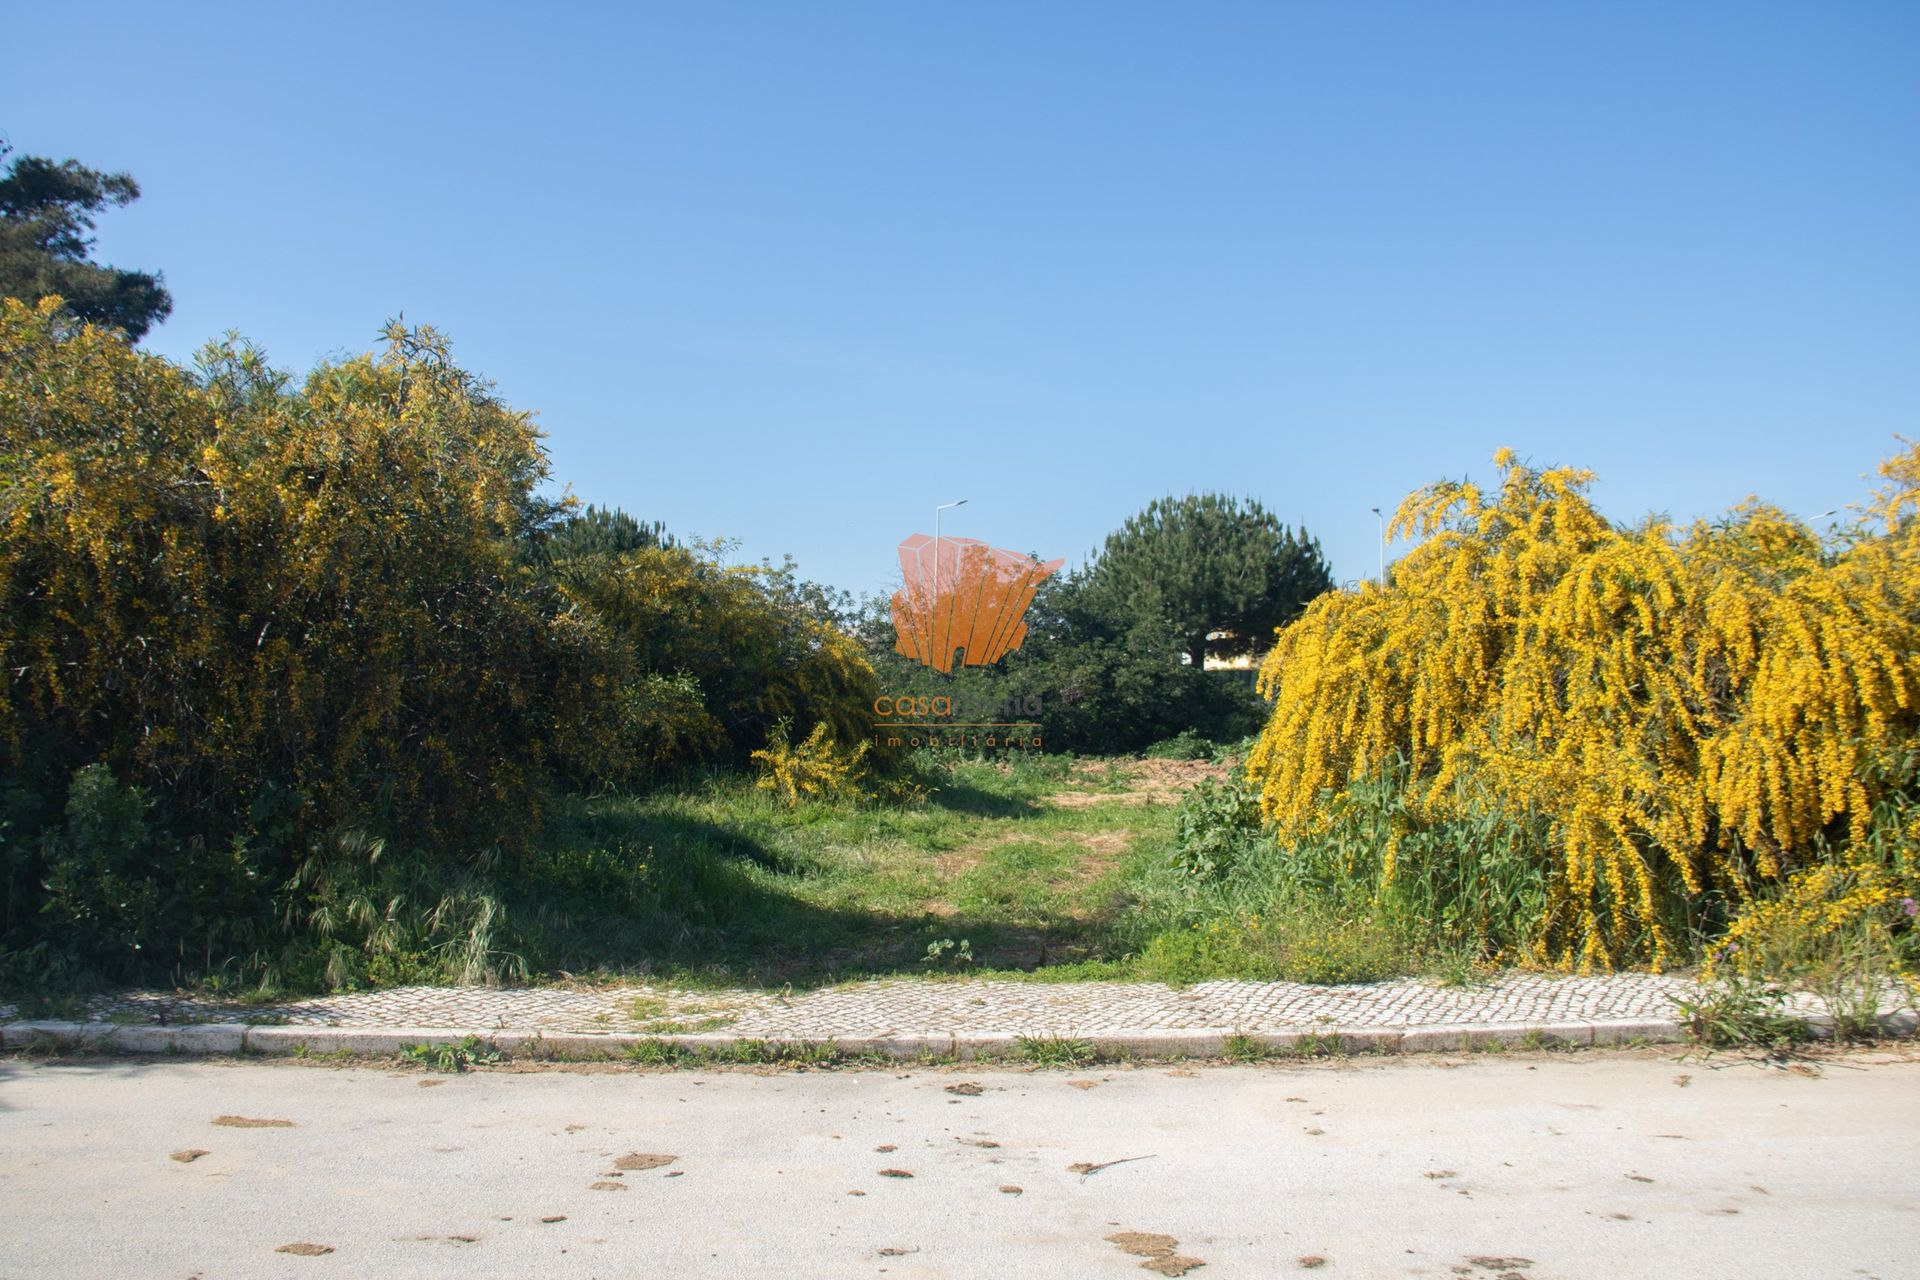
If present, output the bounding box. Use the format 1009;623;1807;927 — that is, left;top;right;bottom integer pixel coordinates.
9;3;1917;596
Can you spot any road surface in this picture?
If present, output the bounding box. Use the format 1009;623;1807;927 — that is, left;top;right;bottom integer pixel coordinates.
0;1048;1913;1278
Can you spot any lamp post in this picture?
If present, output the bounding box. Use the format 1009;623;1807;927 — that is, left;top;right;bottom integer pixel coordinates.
1370;507;1386;584
933;499;967;665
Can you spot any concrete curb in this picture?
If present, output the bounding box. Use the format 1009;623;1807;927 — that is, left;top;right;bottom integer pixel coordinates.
5;1009;1912;1062
2;1012;1862;1061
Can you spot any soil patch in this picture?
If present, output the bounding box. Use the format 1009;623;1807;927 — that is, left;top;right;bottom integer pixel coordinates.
1106;1229;1205;1276
1053;758;1225;808
613;1152;677;1171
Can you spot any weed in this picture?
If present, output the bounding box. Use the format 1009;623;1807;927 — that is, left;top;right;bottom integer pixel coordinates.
1016;1035;1097;1067
1426;948;1492;989
628;996;669;1022
912;1049;963;1067
1293;1032;1342;1058
922;938;975;968
623;1039;682;1066
1674;972;1813;1052
739;1039;837;1066
640;1015;737;1034
1146;731;1215;761
398;1035;500;1073
1222;1033;1270;1062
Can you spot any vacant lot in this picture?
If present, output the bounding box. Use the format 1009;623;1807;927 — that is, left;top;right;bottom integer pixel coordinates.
530;754;1222;988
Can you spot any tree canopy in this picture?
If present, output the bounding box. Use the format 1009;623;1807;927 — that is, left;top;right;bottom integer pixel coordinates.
1087;493;1333;669
0;143;172;341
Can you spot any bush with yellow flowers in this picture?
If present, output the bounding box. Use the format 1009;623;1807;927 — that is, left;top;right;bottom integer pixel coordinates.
545;540;883;774
750;720;875;807
1244;445;1920;971
0;299;626;984
1;296;896;988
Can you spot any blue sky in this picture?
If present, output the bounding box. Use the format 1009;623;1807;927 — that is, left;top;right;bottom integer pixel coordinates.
9;2;1917;596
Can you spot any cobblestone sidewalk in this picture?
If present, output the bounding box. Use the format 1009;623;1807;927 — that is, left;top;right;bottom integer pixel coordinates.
6;972;1913;1049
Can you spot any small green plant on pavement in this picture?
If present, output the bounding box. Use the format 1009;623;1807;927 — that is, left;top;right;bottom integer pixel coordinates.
1016;1034;1097;1067
399;1035;500;1072
1673;969;1813;1052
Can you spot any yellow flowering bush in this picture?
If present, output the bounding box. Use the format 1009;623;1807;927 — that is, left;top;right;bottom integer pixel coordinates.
547;541;881;769
1708;759;1920;991
751;720;874;806
0;299;625;980
1246;446;1920;970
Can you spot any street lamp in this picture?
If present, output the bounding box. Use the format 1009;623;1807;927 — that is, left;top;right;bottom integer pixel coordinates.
935;499;969;587
1370;507;1386;584
933;499;967;665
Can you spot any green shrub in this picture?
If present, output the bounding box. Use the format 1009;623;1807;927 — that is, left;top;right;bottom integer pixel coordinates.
1139;756;1555;972
1170;776;1266;881
0;303;624;988
751;721;874;807
1146;730;1214;761
1138;913;1409;985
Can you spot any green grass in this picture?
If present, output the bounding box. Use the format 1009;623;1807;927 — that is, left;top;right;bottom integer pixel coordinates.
54;747;1554;999
320;749;1515;993
1222;1033;1270;1062
1015;1034;1098;1066
502;754;1183;988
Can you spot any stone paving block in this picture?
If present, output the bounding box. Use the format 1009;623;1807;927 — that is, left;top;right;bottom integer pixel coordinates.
0;1020;246;1053
1448;1022;1593;1051
1397;1023;1478;1053
1589;1018;1685;1046
949;1034;1019;1060
835;1034;977;1060
1327;1027;1403;1053
1089;1029;1228;1059
1879;1009;1918;1037
0;1020;41;1050
95;1023;248;1054
493;1031;628;1060
0;1021;74;1050
243;1025;492;1056
26;972;1910;1060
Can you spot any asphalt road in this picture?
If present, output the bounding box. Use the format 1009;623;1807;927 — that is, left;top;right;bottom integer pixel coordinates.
0;1049;1914;1279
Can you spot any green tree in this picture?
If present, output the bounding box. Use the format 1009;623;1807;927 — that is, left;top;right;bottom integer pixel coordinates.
540;504;675;561
1088;493;1332;669
858;569;1270;754
0;142;172;341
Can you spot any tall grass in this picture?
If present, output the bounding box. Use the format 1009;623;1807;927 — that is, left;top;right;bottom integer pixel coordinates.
1128;757;1561;982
